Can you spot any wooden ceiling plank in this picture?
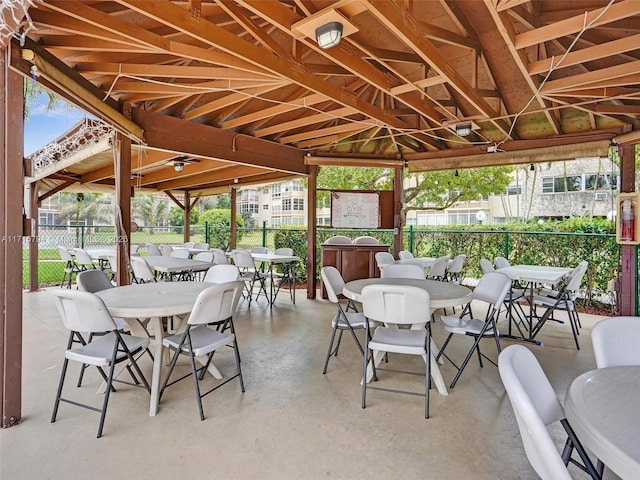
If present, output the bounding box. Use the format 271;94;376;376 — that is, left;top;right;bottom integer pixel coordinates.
542;60;640;93
528;33;640;75
116;0;412;132
156;164;268;190
44;1;170;52
40;36;153;53
514;0;640;49
108;78;284;95
365;0;512;136
214;0;290;58
254;106;359;137
80;149;179;183
280;123;374;144
74;62;278;81
183;84;287;121
135;159;232;186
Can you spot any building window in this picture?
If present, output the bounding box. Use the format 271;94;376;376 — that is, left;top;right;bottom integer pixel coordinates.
542;173;617;193
272;184;281;198
263;204;269;210
293;198;304;210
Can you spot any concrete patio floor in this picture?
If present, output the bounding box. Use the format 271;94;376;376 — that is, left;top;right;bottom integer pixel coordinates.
2;286;617;480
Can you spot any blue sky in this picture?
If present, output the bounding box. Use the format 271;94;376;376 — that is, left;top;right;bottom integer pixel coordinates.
24;93;88;155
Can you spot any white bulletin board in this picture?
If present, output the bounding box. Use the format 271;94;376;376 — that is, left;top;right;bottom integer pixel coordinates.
330;192;380;228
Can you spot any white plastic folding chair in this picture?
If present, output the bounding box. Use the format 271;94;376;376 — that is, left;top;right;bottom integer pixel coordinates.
146;243;161;256
272;247;296;301
495;256;511;269
130;256;157;283
426;256;448;281
73;248;97;271
479;258;494;274
194;251;213;263
531;261;588;349
204;264;241;284
437;271;511;388
352;236;378;244
361;284;432;418
210;248;229;265
57;246;80;288
374;251;395;271
591;316;640;368
159;245;173;256
183;242;195;249
398;250;414;260
159;282;245;420
320;266;366;374
51;289;151;438
498;345;602;480
380;264;425;279
170;248;190;259
480;259;527;336
325;235;352;244
250;246;268;254
231;249;267;304
446;254;466;283
130;244;139;255
194;243;209;250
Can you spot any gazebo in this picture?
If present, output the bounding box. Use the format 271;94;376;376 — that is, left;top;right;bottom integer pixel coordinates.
1;0;639;427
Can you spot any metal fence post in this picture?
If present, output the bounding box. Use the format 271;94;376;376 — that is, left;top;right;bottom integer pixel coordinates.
262;220;267;247
409;225;414;253
80;225;85;248
205;221;209;245
504;231;510;259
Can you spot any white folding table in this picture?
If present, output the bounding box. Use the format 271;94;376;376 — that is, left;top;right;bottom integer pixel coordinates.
144;255;213;280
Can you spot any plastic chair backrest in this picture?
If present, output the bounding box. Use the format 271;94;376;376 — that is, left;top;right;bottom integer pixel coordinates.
170;248;190;258
131;256;155;281
498;345;571;480
183;242;195;248
275;247;293;256
130;245;139;255
250;247;268;254
592;316;640;368
195;243;209;250
325;236;351;245
194;251;214;262
232;249;255;269
565;261;588;292
321;266;345;304
54;289;118;333
352;236;378;244
159;245;173;256
495;256;511;269
479;258;495;274
398;251;414;260
204;264;241;284
211;248;229;265
146;243;161;256
57;246;74;262
73;248;94;266
375;252;395;269
107;254;118;274
380;264;425;279
473;271;512;307
362;284;430;326
448;254;466;274
77;270;113;293
188;282;244;326
427;256;449;278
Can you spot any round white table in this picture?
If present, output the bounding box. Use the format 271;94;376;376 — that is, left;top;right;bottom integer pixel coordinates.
96;281;213;416
343;278;472;396
342;278;472;310
565;366;640;479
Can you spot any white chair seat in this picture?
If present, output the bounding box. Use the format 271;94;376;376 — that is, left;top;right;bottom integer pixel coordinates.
114;317;131;332
532;294;573;310
509;288;526;300
440;316;497;336
332;311;366;329
369;327;425;355
163;326;234;357
65;332;149;367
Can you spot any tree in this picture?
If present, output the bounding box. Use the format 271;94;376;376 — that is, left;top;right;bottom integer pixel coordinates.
168;205;199;226
132;195;169;233
57;192;113;225
199;208;244;250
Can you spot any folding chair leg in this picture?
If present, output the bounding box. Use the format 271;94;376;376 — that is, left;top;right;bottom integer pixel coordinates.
323;325;340;374
51;358;70;423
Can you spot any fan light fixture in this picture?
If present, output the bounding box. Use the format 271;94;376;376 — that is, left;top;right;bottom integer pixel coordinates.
455;123;472;137
315;22;343;49
174;161;185;172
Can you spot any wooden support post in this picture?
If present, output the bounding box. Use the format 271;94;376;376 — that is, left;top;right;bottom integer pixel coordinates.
115;132;131;286
618;143;636;315
393;166;403;257
307;165;318;298
1;46;24;427
230;187;237;250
